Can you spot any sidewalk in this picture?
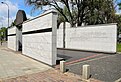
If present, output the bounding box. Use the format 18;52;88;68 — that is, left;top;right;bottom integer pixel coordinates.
0;43;101;82
0;45;51;79
1;69;102;82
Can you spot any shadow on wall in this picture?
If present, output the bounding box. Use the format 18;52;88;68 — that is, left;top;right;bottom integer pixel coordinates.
18;41;22;51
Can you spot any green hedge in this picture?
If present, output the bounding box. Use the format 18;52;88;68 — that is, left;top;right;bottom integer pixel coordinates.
117;43;121;52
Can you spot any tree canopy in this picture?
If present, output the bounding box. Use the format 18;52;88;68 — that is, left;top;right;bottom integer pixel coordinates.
25;0;116;27
118;2;121;9
0;27;7;40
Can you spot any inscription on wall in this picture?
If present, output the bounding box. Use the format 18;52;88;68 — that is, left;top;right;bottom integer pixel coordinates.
57;24;117;53
70;32;111;42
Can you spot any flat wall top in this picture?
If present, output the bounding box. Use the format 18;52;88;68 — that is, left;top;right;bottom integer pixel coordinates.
8;26;16;35
22;9;57;33
23;10;57;24
77;23;117;28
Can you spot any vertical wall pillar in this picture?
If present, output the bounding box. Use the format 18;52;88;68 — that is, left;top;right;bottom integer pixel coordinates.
8;26;17;51
16;25;22;51
52;11;57;65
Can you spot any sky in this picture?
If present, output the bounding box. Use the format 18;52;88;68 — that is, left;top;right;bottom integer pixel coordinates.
0;0;121;27
0;0;40;27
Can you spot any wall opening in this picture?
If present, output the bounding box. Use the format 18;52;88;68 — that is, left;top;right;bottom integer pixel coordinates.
16;25;22;51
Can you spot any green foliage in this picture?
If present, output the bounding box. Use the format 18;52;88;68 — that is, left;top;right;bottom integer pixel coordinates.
0;27;7;40
117;43;121;52
118;2;121;10
25;0;116;27
57;6;70;27
115;14;121;34
85;0;115;25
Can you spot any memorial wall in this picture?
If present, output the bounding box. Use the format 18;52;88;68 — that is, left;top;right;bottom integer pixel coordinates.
8;26;17;51
22;11;57;65
57;24;117;53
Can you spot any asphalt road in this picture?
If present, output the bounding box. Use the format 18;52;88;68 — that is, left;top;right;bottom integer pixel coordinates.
57;49;121;82
57;49;109;63
3;43;120;81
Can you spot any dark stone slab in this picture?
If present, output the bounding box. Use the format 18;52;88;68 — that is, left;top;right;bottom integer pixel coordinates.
14;10;27;26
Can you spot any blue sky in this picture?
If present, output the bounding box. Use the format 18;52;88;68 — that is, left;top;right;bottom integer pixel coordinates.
0;0;41;27
0;0;121;27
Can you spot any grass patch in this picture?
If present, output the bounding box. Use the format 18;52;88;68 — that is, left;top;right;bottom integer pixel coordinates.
117;43;121;52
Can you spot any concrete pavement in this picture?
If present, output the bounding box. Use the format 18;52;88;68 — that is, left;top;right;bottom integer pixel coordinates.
0;43;100;82
0;45;51;79
0;43;102;82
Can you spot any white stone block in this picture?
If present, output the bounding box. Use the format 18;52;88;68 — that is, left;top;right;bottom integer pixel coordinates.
23;13;52;32
82;65;90;80
60;61;66;73
8;26;17;51
8;36;17;51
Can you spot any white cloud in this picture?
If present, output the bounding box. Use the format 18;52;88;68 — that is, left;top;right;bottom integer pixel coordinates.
0;0;18;27
26;14;34;19
0;0;36;27
116;8;121;15
116;11;121;15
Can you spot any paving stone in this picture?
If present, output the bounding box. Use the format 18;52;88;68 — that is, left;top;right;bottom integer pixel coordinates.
0;43;100;82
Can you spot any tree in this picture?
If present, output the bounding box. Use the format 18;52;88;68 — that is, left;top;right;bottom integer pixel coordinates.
115;1;121;28
115;14;121;43
58;6;71;48
25;0;74;26
85;0;116;25
118;2;121;9
25;0;93;27
25;0;116;27
0;27;7;41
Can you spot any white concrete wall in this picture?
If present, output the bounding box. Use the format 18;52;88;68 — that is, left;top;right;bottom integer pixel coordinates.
8;26;16;35
22;11;57;65
57;29;63;48
23;13;52;32
59;22;71;29
8;26;17;51
57;24;117;53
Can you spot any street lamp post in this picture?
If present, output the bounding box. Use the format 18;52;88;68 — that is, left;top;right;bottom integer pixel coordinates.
1;2;9;28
